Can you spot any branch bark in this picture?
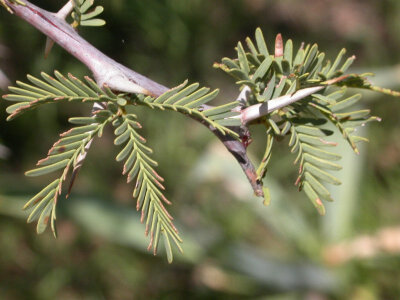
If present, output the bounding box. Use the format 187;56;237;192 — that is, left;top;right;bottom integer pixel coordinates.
4;0;168;96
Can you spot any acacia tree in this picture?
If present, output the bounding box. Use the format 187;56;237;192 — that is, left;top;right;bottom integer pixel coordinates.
1;0;398;262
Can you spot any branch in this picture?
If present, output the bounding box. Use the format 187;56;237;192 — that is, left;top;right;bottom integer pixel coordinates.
3;0;269;197
4;0;168;97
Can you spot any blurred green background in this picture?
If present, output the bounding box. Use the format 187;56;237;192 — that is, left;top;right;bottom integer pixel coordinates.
1;0;400;299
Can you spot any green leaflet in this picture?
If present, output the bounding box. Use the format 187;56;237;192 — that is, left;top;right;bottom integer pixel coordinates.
2;94;35;102
335;109;371;120
340;55;356;72
298;134;336;147
78;18;106;27
309;53;325;79
312;93;336;105
302;182;326;215
284;39;293;68
209;111;238;121
57;133;91;146
342;117;380;128
7;86;44;98
304;172;333;202
116;139;134;162
203;102;239;117
37;200;54;234
253;56;273;80
68;74;98;97
281;121;292;136
293;45;305;67
25;159;70;177
255;27;269;56
81;6;104;20
41;72;76;96
54;72;86;96
27;191;55;223
329;94;362;112
262;74;276;101
303;153;342;171
302;144;341;161
327;48;346;78
37;150;76;166
69;117;96;125
164;83;200;104
268;119;280;135
174;87;210;106
245;37;261;64
72;0;106;28
155;80;187;104
162;229;174;264
229;69;250;81
114;128;131;145
23;179;60;210
303;163;341;185
257;132;274;180
295;125;332;137
27;74;63;95
185;89;219;109
303;44;318;73
237;42;250;75
6;102;29;113
221;57;240;70
272;77;287;99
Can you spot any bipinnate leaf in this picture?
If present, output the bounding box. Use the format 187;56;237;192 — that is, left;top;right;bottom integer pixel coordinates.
288;117;341;215
113;113;183;262
212;27;399;213
22;113;112;236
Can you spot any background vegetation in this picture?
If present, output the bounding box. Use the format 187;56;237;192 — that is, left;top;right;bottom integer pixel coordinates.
1;0;400;298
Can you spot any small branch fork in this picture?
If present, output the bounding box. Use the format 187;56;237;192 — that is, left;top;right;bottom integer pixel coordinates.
3;0;325;198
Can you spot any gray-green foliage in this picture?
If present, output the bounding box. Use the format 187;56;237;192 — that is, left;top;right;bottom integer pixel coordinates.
2;71;239;262
214;28;392;214
1;20;398;261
